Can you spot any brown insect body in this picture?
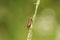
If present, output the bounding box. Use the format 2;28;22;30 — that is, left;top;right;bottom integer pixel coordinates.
27;17;33;30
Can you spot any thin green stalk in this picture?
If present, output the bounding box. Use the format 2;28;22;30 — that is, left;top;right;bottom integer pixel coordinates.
27;0;40;40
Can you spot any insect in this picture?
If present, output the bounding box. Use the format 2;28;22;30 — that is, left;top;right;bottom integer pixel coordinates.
27;17;33;30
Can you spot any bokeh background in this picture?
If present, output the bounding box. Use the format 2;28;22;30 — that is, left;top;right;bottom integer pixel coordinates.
0;0;60;40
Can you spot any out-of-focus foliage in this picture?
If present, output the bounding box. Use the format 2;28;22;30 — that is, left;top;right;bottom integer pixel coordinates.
0;0;60;40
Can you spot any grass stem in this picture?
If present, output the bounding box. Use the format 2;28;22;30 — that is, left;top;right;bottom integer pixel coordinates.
27;0;40;40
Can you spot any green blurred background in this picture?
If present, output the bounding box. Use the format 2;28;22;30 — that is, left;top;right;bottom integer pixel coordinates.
0;0;60;40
